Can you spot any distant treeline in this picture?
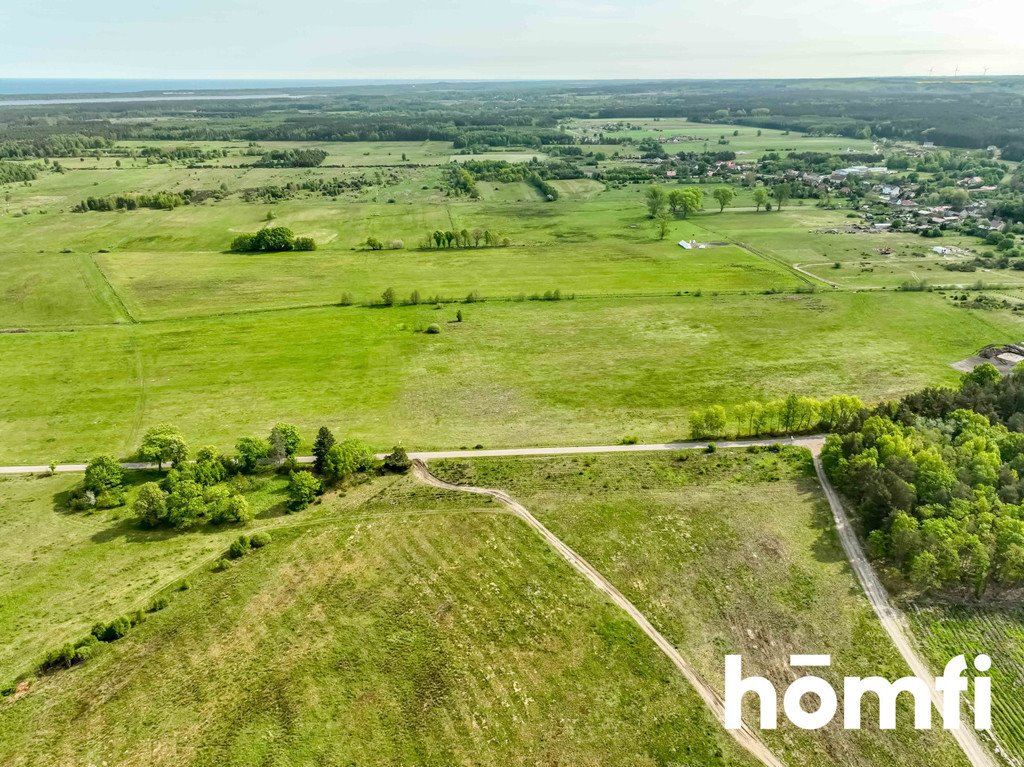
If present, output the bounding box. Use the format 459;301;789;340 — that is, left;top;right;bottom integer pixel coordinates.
458;158;583;182
0;161;36;184
5;79;1024;155
0;134;110;159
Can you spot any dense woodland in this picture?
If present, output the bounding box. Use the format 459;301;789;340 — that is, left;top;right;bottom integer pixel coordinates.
824;365;1024;596
3;78;1024;155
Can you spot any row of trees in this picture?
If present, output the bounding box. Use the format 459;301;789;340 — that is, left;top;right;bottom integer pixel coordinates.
688;394;865;439
254;148;328;167
231;226;316;253
74;191;186;212
824;365;1024;596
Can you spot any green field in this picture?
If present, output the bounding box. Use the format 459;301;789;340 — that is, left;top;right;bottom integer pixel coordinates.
0;470;757;767
3;291;1023;464
909;603;1024;762
568;118;877;158
431;448;968;767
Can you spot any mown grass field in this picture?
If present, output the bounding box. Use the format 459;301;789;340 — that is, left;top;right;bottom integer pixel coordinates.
3;291;1023;464
567;118;877;157
430;448;969;767
909;603;1024;764
0;470;757;767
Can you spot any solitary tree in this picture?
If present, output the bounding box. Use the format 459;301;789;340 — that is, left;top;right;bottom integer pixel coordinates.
655;210;671;240
644;185;668;218
712;186;736;213
771;182;791;211
753;187;769;212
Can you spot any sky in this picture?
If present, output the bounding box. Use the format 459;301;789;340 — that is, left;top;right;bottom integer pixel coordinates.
2;0;1021;81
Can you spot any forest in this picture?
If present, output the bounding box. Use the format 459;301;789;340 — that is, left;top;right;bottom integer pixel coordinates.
823;365;1024;596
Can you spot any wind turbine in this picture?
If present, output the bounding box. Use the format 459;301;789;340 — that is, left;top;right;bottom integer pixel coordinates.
928;67;934;77
984;67;990;76
954;65;960;78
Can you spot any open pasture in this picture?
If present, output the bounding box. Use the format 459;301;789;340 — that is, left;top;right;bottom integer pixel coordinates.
431;448;968;767
569;118;877;157
1;291;1022;464
0;472;755;767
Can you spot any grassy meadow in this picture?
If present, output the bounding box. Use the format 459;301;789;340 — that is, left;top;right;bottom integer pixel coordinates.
430;448;969;767
2;291;1024;464
0;470;757;767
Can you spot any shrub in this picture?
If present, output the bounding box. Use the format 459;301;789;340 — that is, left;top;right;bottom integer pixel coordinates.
93;615;132;643
213;558;232;572
293;236;317;251
227;535;251;559
425;323;441;334
249;531;272;549
288;470;322;510
134;481;168;527
389;239;404;249
382;446;412;473
84;455;123;493
147;596;169;613
95;487;125;509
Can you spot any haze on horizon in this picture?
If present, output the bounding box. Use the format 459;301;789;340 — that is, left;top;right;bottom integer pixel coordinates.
2;0;1021;81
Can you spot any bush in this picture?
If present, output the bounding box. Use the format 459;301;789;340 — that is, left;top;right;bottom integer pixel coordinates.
425;323;441;334
95;487;125;509
147;596;169;613
293;236;317;251
213;558;232;572
227;535;251;559
84;454;124;493
249;531;272;549
92;615;133;643
382;446;412;473
37;634;101;674
288;470;322;510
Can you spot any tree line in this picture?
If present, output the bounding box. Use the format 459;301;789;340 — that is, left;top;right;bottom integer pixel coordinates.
254;148;329;168
688;394;864;439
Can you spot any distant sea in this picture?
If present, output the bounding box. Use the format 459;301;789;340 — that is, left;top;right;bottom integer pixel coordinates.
0;78;422;105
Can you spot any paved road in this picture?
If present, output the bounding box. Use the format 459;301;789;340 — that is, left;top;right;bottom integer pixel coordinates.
413;459;787;767
0;436;825;475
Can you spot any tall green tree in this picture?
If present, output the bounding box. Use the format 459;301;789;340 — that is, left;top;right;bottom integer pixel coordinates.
138;424;188;470
712;186;736;213
644;185;668;218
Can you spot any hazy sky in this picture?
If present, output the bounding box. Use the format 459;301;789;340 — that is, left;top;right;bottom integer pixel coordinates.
3;0;1021;80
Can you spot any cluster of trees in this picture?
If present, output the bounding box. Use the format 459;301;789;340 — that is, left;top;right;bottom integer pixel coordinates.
254;148;329;167
689;394;865;439
0;161;36;184
239;174;383;203
824;365;1024;596
645;185;704;219
424;228;509;249
286;427;409;510
446;165;480;198
458;158;584;183
74;191;187;212
231;226;316;253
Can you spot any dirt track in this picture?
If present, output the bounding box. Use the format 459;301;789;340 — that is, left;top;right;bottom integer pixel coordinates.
413;459;787;767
